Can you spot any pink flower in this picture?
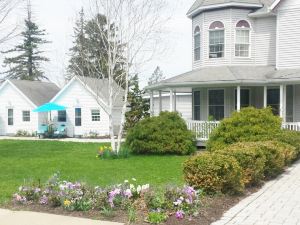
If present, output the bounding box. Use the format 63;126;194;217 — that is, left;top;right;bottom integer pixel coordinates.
124;189;132;198
176;210;185;220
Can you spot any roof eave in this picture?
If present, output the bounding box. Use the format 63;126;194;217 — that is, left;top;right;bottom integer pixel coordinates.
187;2;263;18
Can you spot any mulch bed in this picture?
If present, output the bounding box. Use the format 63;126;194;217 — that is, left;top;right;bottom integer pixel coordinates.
4;187;258;225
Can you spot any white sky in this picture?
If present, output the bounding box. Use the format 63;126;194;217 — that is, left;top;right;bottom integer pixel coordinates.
0;0;195;87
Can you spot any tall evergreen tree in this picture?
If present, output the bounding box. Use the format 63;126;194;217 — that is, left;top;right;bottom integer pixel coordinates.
2;2;49;80
67;10;125;85
125;74;150;130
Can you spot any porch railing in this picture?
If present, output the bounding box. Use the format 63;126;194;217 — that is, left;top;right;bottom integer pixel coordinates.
187;121;300;141
186;120;220;141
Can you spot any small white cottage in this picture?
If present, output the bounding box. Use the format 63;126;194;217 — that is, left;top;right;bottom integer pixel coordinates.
50;76;124;137
0;79;60;136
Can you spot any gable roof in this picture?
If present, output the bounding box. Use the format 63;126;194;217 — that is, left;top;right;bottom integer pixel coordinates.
145;66;300;90
8;80;60;106
51;76;125;112
187;0;277;17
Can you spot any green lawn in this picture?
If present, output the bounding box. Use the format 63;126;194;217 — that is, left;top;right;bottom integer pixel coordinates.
0;140;188;204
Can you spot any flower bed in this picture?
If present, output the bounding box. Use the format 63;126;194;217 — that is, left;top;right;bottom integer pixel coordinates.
12;173;202;224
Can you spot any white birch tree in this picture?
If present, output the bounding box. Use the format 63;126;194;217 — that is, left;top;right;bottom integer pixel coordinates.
77;0;166;154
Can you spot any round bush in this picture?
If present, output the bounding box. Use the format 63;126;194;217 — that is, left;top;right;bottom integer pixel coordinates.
206;107;282;150
215;143;267;186
183;152;244;194
125;112;196;155
274;130;300;158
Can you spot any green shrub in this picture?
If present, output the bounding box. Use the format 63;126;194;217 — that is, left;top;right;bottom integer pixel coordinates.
215;144;266;186
207;107;282;149
146;212;168;224
274;130;300;158
183;152;244;195
125;112;196;155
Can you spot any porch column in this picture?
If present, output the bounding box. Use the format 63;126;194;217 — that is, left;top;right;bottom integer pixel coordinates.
158;90;162;113
169;89;174;112
237;85;241;112
173;90;177;112
280;85;286;122
263;86;268;108
150;91;154;116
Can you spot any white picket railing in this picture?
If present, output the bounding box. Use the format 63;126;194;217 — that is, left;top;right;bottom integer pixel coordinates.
282;122;300;131
187;121;300;141
186;120;220;141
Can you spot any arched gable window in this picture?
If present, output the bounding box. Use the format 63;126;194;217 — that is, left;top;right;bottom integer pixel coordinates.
235;20;251;57
194;26;201;61
209;21;225;58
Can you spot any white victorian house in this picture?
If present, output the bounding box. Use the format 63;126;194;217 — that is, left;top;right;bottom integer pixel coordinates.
146;0;300;141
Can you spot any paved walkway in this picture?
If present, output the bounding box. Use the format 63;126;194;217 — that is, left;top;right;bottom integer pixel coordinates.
212;160;300;225
0;136;115;143
0;209;123;225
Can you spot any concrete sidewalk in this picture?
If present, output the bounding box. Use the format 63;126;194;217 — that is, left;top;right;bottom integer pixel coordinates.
0;209;123;225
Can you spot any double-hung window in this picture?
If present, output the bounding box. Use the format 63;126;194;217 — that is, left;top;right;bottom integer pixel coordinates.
194;26;201;61
91;109;100;121
8;109;13;126
209;90;224;121
22;110;30;122
58;110;67;122
75;108;82;126
193;91;200;120
209;21;225;58
235;20;250;57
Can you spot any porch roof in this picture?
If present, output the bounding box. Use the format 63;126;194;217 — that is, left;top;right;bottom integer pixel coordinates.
146;66;300;91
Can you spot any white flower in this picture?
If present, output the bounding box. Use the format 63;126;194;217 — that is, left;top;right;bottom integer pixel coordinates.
142;184;150;191
132;178;137;181
136;185;142;193
130;184;135;191
124;180;129;183
18;186;23;192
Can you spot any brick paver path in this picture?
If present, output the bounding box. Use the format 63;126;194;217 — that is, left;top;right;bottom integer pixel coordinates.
212;160;300;225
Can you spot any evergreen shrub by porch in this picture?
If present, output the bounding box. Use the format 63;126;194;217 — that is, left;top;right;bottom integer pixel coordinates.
206;107;282;150
125;112;196;155
215;144;267;186
274;130;300;158
183;152;244;194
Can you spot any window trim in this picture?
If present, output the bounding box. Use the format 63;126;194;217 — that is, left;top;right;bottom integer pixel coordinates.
7;108;14;126
91;109;101;122
75;108;82;127
208;21;225;59
57;110;67;122
193;90;201;120
22;110;31;122
207;88;225;121
234;20;251;58
194;26;201;62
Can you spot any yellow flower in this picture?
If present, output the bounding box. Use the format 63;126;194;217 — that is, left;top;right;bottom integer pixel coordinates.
99;146;104;151
64;199;71;207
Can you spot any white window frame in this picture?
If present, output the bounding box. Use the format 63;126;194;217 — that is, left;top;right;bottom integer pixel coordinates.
209;21;225;59
235;20;251;58
8;108;13;126
57;110;67;122
207;88;225;121
22;110;31;122
194;26;201;62
91;109;101;122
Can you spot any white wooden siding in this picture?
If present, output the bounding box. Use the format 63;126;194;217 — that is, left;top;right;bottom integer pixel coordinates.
152;94;192;120
277;5;300;69
52;79;112;137
192;8;276;69
0;82;39;135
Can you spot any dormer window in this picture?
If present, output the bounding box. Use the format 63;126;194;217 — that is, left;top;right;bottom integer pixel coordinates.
194;26;201;61
209;21;224;58
235;20;250;57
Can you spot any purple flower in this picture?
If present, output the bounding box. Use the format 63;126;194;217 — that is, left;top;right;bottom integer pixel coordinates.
108;188;121;207
39;195;48;205
176;210;185;220
123;189;132;199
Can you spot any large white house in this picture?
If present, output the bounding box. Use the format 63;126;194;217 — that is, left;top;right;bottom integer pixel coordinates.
0;80;60;135
146;0;300;141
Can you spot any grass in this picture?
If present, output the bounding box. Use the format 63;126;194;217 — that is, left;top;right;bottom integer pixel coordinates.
0;140;188;204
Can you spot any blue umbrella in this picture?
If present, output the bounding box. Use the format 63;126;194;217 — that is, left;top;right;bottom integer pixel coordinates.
33;103;66;112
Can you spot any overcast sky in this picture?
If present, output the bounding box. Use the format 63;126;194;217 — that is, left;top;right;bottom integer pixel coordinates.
0;0;195;87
